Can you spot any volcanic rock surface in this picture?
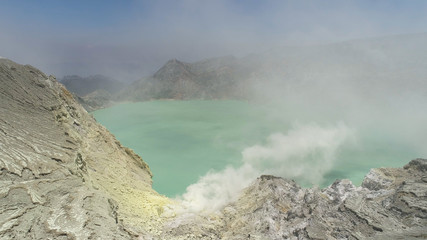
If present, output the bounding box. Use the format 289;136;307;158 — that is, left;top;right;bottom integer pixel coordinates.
161;160;427;239
0;58;170;239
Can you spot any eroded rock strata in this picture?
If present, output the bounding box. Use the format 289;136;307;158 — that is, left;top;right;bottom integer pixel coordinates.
0;58;426;239
0;58;170;239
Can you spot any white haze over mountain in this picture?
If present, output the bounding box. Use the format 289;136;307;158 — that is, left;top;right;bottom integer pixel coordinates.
1;1;427;81
177;123;354;213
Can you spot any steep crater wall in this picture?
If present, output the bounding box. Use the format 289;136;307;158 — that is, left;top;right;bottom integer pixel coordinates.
0;59;169;239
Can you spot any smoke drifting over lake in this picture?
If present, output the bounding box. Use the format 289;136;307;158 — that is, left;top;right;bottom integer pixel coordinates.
174;33;427;213
2;1;426;214
179;123;354;213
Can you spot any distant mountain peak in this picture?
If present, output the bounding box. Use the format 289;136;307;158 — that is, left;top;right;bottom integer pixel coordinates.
166;58;181;64
163;58;187;68
153;58;194;80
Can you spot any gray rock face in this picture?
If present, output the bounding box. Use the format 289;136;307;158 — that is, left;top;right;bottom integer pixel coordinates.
161;159;427;239
0;58;169;239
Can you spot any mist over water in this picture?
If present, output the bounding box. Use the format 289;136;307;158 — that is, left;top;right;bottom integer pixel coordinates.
94;94;425;212
94;34;427;213
94;100;289;196
179;122;354;213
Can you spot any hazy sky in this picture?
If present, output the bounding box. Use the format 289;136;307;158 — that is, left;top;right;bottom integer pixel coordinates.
0;0;426;81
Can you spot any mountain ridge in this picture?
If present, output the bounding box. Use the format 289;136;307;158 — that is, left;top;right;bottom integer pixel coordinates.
117;33;427;104
61;74;125;96
117;55;251;101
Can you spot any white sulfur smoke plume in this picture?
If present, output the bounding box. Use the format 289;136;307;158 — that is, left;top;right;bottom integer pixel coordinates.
177;122;354;213
242;122;353;185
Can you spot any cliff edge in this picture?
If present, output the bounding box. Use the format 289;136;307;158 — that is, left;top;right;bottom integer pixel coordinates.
0;58;170;239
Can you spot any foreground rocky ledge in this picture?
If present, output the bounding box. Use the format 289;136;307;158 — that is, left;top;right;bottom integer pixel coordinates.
0;58;426;239
160;159;426;239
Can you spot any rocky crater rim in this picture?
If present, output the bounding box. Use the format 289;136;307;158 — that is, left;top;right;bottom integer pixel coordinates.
1;56;426;239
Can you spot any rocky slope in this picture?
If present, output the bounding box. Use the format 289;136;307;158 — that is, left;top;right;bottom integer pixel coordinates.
0;58;426;239
0;58;170;239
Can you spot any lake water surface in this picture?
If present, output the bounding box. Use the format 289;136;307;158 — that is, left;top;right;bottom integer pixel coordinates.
93;100;420;197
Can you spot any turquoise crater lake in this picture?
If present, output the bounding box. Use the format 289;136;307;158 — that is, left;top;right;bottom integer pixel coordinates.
93;100;420;197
